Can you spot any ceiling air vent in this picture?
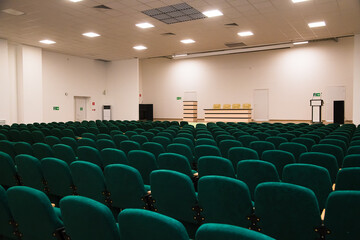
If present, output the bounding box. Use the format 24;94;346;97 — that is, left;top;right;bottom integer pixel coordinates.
161;32;176;36
93;5;112;10
95;59;111;62
225;42;247;48
225;23;239;27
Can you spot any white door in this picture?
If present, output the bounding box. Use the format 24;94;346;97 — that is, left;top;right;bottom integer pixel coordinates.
253;89;269;121
74;97;87;122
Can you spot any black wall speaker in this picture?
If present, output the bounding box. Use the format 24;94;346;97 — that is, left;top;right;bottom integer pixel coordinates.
333;101;344;124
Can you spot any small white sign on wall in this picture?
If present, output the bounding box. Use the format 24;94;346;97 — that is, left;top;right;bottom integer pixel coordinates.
184;91;197;101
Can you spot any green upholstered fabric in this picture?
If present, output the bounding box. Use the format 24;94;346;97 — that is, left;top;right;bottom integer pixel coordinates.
173;137;195;153
8;130;21;142
196;134;214;140
82;132;97;140
195;223;275;240
157;153;194;178
7;186;64;240
228;147;259;170
110;130;123;138
128;150;158;185
167;143;195;166
194;145;222;162
299;152;339;183
349;139;360;146
218;140;243;158
176;133;195;143
237;135;259;147
44;136;61;147
141;142;165;159
78;137;97;148
215;134;235;145
77;146;103;168
0;185;16;239
104;164;148;210
0;152;19;188
152;136;172;149
253;132;271;141
319;139;347;155
130;135;149;145
347;145;360;155
278;142;307;162
60;137;78;152
113;134;129;148
300;133;321;143
41;157;75;198
254;182;322;240
15;154;45;191
195;138;217;146
60;196;120;240
96;139;116;151
261;150;295;179
141;131;155;141
101;148;128;167
119;140;141;155
342;154;360;168
198;176;252;227
70;161;108;204
324;191;360;240
0;140;16;159
237;160;280;199
62;129;76;139
158;131;174;140
118;208;189;240
0;133;8;141
249;141;275;159
335;167;360;190
198;156;235;178
265;136;287;149
97;133;113;140
53;144;77;165
125;131;138;138
32;143;54;160
325;134;349;146
282;164;332;210
264;130;281;136
150;170;199;224
277;133;296;141
291;137;316;151
14;142;34;156
311;144;344;167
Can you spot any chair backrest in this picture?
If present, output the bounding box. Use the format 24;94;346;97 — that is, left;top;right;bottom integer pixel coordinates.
128;150;158;185
282;164;332;210
300;133;321;143
278;142;307;162
0;152;19;188
82;132;97;141
218;139;243;158
44;136;61;147
14;142;34;156
277;133;296;141
198;176;252;227
335;167;360;190
311;143;344;167
7;186;64;240
112;134;129;148
118;208;189;240
96;139;116;151
324;191;360;240
194;145;222;161
60;196;120;240
53;144;77;165
60;137;78;152
0;185;16;239
249;141;275;158
101;148;128;167
130;134;149;145
291;137;316;151
97;133;112;140
347;145;360;155
173;137;195;152
237;160;280;199
0;140;16;159
157;153;194;178
342;154;360;168
228;147;259;169
265;136;287;149
15;154;46;192
195;223;275;240
261;150;295;179
32;142;54;160
152;136;172;149
237;135;259;147
141;142;166;159
120;140;141;155
77;146;103;168
198;156;235;178
167;143;194;166
319;139;347;155
254;182;322;240
78;137;97;148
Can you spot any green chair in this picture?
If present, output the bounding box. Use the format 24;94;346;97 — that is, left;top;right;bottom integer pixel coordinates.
60;196;120;240
78;137;97;148
130;135;148;145
97;133;112;140
82;133;97;141
195;223;275;240
167;143;195;168
347;145;360;155
291;137;316;151
60;137;78;152
176;133;195;143
311;144;344;169
195;138;217;146
141;142;165;159
96;139;116;151
277;133;296;141
128;150;158;185
88;127;100;135
32;143;54;160
325;134;349;146
335;168;360;190
62;129;76;139
194;145;221;163
198;176;253;227
0;152;20;188
150;170;200;238
319;139;347;155
113;134;129;148
141;131;155;141
215;134;235;145
261;150;295;179
70;161;110;205
158;132;174;141
237;160;280;200
0;133;8;141
44;136;61;147
278;142;307;162
7;186;64;240
101;148;128;167
218;140;243;158
173;137;195;153
77;146;103;168
53;144;77;165
196;134;214;140
120;140;141;155
0;140;16;159
342;154;360;168
282;164;332;210
254;182;322;240
15;154;47;192
0;185;17;240
228;147;259;169
110;130;123;138
349;139;360;146
157;153;196;180
300;133;321;143
14;142;34;156
265;136;287;149
249;141;275;159
31;130;45;143
324;191;360;240
8;129;21;142
198;156;235;178
152;136;172;149
19;130;33;144
238;135;259;147
253;132;271;141
50;128;64;139
118;209;189;240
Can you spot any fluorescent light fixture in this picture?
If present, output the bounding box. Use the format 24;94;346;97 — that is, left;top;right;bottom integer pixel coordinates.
292;0;309;3
293;41;309;45
181;39;195;44
202;10;223;18
82;32;100;38
69;0;83;2
2;8;25;16
133;45;147;50
136;23;154;29
308;21;326;28
238;31;254;37
39;39;56;45
173;54;188;58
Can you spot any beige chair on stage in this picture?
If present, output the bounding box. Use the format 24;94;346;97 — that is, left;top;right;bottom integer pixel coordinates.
213;104;221;109
243;103;251;109
232;104;241;109
223;104;231;109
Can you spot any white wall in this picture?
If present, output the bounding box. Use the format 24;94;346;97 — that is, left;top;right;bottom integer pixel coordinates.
353;35;360;125
140;37;354;121
0;39;11;124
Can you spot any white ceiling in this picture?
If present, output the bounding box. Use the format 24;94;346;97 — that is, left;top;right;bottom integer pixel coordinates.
1;0;359;61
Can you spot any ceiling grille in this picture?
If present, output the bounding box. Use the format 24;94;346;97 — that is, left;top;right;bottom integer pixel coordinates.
142;3;206;24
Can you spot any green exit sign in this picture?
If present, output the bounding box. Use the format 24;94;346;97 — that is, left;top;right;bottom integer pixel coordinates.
313;93;321;97
177;97;182;100
53;106;59;111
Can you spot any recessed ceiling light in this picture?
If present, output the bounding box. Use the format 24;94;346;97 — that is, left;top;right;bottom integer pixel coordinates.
308;21;326;28
69;0;83;2
136;23;154;29
39;40;56;45
238;31;254;37
202;10;223;18
2;8;25;16
133;45;147;50
181;39;195;44
293;41;309;45
82;32;100;38
292;0;309;3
